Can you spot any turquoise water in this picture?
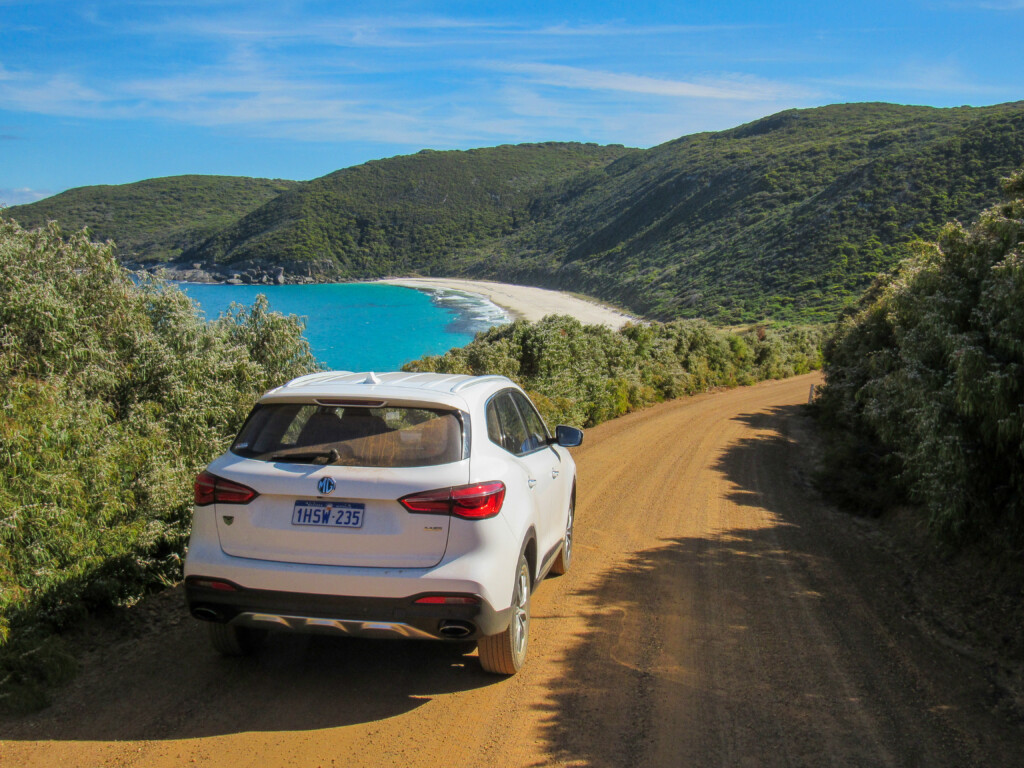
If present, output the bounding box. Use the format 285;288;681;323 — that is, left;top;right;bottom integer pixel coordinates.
177;282;509;372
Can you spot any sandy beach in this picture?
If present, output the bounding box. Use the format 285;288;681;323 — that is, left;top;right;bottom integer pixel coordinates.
377;278;637;330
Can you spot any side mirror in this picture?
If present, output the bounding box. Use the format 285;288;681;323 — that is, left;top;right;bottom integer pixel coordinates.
552;425;583;448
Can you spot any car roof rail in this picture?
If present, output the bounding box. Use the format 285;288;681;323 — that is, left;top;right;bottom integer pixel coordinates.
450;375;512;393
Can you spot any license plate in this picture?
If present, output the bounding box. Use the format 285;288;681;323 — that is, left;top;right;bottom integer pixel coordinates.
291;500;365;528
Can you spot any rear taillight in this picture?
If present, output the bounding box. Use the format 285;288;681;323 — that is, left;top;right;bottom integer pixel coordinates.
194;471;216;506
194;470;259;506
451;481;507;519
398;487;452;514
399;481;506;520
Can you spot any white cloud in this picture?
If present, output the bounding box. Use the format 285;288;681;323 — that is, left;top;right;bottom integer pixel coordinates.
492;62;816;102
126;14;503;48
0;10;826;152
0;187;52;206
535;22;760;36
0;65;506;146
814;61;1005;96
0;69;117;119
0;53;822;149
494;81;806;147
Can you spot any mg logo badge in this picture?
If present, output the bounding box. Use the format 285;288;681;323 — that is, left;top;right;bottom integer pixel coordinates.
317;477;336;495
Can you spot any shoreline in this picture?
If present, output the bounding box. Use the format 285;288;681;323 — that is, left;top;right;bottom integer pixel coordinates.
154;263;639;331
375;277;637;330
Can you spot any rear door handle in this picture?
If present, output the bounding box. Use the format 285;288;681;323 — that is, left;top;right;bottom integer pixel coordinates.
551;468;560;479
528;477;537;489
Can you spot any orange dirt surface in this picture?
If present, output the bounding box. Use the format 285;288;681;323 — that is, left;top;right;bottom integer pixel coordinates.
2;373;1021;767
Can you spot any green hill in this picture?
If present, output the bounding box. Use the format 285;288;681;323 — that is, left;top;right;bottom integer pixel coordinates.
473;102;1024;322
186;142;635;276
5;175;299;263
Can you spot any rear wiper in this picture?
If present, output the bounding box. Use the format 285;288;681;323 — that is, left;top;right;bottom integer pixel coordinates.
270;448;342;464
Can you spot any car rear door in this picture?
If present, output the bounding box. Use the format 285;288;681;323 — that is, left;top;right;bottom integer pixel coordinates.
488;390;562;560
509;390;569;559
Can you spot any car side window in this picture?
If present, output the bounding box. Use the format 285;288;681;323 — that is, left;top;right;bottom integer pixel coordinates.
485;399;504;446
489;391;530;456
510;390;549;453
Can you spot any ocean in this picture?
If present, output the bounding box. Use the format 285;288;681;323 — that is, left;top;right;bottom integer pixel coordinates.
176;281;510;372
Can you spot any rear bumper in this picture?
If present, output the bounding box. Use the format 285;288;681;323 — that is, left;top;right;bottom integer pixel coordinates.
182;499;523;640
185;577;511;639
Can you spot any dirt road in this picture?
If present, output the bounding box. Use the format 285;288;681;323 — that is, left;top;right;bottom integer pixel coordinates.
2;374;1021;767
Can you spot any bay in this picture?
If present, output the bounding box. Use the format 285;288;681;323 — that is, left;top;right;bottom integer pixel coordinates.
177;282;509;372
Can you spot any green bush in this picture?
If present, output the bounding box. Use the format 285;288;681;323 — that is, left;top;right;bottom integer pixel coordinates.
0;218;319;711
816;169;1024;543
405;315;823;428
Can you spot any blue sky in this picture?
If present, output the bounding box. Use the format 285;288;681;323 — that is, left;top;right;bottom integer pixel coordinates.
2;0;1022;205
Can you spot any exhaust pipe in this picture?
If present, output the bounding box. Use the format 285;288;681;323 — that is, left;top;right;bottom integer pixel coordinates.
438;620;474;639
192;606;222;622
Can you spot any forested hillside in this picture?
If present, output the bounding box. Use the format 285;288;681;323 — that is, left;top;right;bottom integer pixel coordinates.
10;102;1024;323
5;175;298;263
478;102;1024;322
186;142;633;275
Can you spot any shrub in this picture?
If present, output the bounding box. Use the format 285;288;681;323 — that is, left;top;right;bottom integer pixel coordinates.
816;169;1024;543
405;314;824;428
0;218;319;711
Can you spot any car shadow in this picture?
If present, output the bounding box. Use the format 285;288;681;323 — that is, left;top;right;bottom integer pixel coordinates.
0;604;492;741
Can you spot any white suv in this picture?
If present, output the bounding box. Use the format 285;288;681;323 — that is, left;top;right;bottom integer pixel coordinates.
184;371;581;674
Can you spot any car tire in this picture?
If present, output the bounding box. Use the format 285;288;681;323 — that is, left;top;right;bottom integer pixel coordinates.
207;623;266;656
549;486;575;576
478;554;531;675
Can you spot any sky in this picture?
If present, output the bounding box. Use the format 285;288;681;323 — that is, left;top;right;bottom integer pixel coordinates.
2;0;1022;206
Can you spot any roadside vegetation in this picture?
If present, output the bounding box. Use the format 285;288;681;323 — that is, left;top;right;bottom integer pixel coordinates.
816;169;1024;548
405;316;824;429
0;218;319;712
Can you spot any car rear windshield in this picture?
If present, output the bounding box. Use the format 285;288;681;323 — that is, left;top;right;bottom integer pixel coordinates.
231;404;464;467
